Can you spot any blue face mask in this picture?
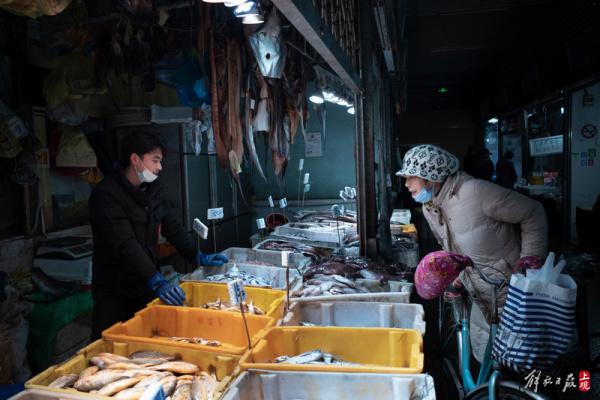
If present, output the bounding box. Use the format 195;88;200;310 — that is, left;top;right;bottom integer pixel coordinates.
413;187;433;203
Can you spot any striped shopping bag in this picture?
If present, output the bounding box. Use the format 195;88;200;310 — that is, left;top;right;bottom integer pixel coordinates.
492;272;577;373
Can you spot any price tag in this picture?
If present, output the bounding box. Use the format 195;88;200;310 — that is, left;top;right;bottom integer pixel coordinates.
250;99;256;110
281;251;290;267
227;279;247;306
192;218;209;239
256;218;266;229
279;198;287;208
268;195;274;208
303;173;310;184
298;158;304;171
207;207;224;220
304;183;311;193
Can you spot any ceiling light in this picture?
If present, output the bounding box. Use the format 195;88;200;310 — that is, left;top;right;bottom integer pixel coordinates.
309;94;324;104
202;0;226;3
487;117;498;124
347;106;355;115
560;107;565;114
224;0;246;7
234;1;259;17
337;99;350;107
242;14;264;24
322;91;334;100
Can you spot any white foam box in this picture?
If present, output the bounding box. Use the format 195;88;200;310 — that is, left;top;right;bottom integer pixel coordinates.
280;301;426;335
221;370;436;400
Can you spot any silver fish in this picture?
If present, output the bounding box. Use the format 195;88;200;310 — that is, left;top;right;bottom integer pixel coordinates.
48;373;78;388
275;350;358;366
274;350;324;364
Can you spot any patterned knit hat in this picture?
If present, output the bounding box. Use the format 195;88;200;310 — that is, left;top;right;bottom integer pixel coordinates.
415;251;473;300
396;144;459;182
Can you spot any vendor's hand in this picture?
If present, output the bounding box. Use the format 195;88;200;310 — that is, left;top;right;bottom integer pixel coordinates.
514;256;543;273
195;252;228;267
148;272;185;306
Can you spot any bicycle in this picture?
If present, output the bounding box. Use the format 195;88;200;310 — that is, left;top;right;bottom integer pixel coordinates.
437;266;547;400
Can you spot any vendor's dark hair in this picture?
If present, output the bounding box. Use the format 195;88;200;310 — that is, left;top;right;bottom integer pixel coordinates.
120;131;167;168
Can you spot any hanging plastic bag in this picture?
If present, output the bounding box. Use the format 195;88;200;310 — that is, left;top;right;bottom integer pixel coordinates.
0;0;72;19
249;11;287;79
492;252;577;373
56;127;97;168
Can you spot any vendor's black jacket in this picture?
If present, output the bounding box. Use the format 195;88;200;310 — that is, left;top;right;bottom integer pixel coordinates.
89;172;195;302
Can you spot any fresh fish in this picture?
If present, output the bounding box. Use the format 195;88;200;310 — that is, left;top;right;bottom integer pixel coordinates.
98;353;130;363
148;361;200;375
130;351;176;360
90;355;116;369
48;373;78;388
97;377;143;396
203;299;265;315
78;366;99;380
274;350;323;364
114;386;147;400
74;371;129;392
105;362;153;370
274;350;358;366
203;266;271;287
300;321;318;327
172;382;192;400
160;375;178;397
191;376;207;400
165;337;221;347
134;372;171;388
176;375;195;381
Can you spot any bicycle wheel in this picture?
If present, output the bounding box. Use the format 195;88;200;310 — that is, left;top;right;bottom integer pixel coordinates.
464;381;548;400
438;299;463;399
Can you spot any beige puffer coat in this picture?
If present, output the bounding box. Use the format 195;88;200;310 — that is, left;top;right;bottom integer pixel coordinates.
422;171;548;322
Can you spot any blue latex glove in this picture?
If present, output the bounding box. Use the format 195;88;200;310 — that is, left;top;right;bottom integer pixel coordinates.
148;272;185;306
195;252;229;266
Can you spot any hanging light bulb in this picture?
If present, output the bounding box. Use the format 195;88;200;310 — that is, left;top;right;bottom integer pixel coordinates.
242;14;264;24
309;94;324;104
347;106;355;115
234;1;259;17
224;0;246;7
322;90;334;100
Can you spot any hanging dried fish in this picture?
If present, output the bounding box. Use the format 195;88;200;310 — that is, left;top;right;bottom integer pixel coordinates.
267;78;289;185
245;74;267;181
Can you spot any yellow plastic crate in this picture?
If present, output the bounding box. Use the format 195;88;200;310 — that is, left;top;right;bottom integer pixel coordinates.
103;305;274;355
239;326;423;374
25;339;239;399
147;282;287;320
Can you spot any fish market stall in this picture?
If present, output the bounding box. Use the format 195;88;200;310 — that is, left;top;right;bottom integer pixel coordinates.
102;306;274;356
147;282;287;319
220;247;312;270
221;370;436;400
280;302;426;334
182;264;300;290
253;239;334;262
272;222;357;247
239;326;424;374
291;255;414;299
25;339;238;399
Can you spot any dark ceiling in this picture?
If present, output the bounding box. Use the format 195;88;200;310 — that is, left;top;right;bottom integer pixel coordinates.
403;0;600;116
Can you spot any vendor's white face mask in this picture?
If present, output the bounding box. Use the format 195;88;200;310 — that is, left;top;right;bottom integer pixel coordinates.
135;155;158;183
